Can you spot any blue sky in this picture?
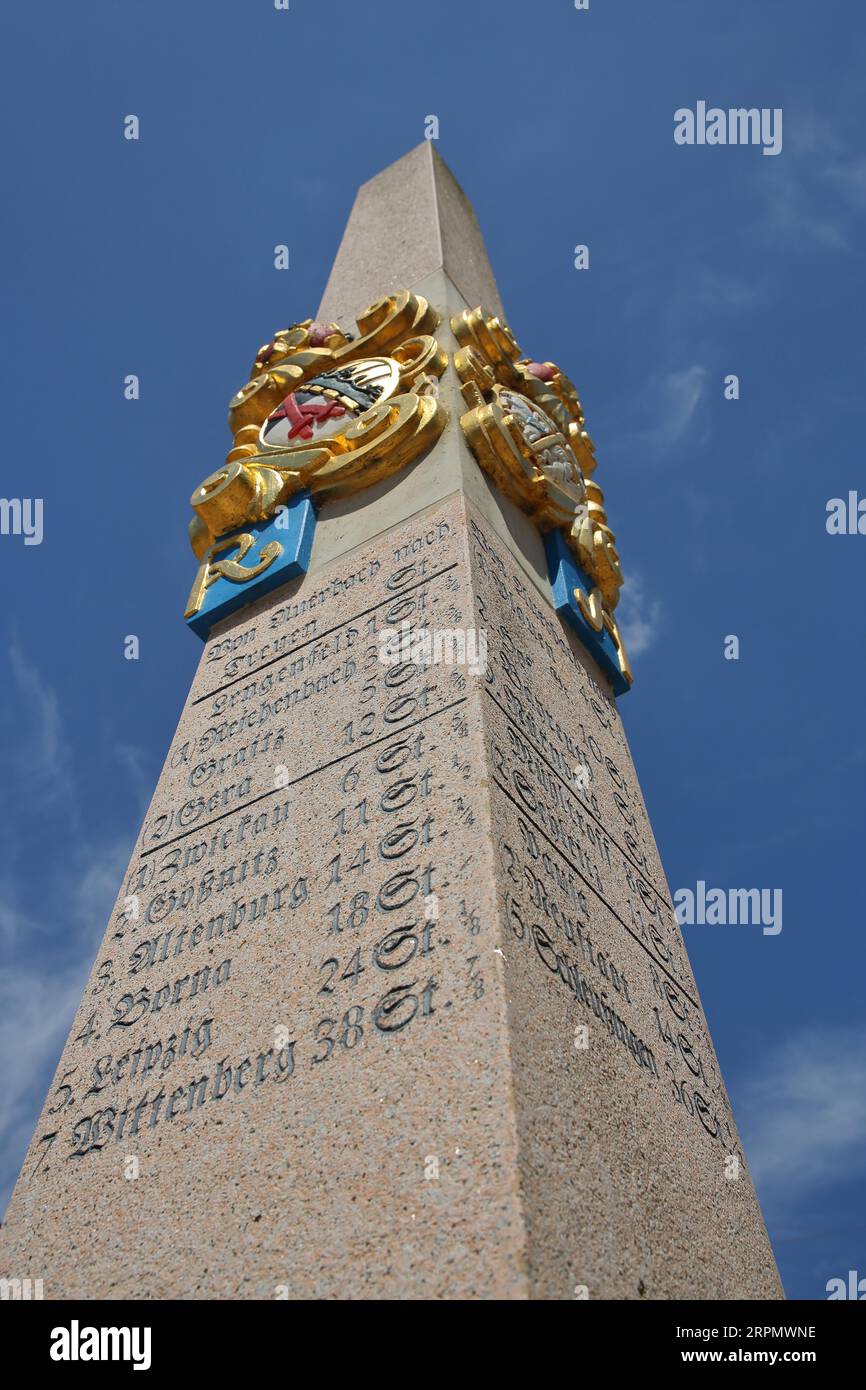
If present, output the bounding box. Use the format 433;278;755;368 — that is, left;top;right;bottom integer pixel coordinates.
1;0;865;1300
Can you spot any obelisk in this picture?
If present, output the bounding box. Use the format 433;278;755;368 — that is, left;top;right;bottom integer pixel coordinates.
1;145;782;1300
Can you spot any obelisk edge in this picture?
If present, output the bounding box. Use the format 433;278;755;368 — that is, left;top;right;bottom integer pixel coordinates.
317;144;505;328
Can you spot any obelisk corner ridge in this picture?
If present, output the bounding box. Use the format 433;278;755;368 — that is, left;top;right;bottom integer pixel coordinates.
317;142;505;326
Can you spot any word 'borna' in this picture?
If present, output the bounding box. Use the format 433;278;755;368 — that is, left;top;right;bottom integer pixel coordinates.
674;103;782;156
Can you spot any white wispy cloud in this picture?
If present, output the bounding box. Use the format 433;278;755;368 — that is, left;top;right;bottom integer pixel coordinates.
755;113;866;253
658;365;708;447
0;897;43;946
737;1026;866;1215
112;743;153;820
0;641;148;1215
0;963;91;1200
628;363;708;456
827;157;866;212
6;637;77;824
758;165;847;251
71;841;133;933
616;570;662;658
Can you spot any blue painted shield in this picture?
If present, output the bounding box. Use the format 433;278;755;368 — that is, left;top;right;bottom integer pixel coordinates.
544;528;631;697
186;490;315;640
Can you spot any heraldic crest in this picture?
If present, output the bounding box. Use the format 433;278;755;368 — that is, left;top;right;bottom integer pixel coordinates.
182;289;630;696
451;306;631;694
184;291;447;635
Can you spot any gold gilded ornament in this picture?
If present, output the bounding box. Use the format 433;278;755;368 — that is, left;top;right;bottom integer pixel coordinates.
452;305;630;686
188;292;448;559
573;581;633;689
184;531;284;623
460;384;587;534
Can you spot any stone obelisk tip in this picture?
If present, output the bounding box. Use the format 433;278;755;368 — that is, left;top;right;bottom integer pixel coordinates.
317;143;504;326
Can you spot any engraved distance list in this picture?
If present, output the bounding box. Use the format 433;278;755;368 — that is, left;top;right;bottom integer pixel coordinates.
30;514;495;1171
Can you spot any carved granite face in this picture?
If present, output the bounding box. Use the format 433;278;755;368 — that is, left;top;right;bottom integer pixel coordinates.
462;505;780;1299
0;494;780;1300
